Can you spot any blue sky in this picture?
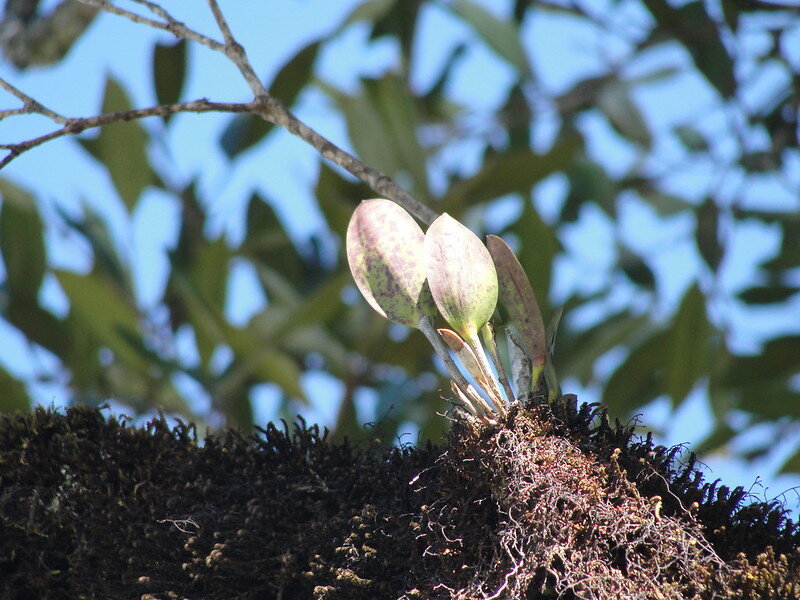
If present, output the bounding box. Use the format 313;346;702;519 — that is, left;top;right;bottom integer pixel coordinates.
1;0;799;506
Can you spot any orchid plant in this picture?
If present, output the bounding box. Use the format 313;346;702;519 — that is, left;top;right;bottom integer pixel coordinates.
346;199;560;425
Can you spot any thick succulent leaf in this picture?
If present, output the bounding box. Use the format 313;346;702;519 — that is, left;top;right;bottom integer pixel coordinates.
486;235;545;370
425;213;497;339
346;199;435;327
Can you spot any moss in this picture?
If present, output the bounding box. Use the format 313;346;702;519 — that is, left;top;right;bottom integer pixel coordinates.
0;400;798;599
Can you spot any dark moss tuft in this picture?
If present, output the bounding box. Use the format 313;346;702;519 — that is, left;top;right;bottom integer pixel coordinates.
1;400;798;599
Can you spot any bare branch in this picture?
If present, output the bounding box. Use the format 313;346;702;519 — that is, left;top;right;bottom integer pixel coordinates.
205;0;268;99
0;77;68;123
6;0;441;226
78;0;225;52
0;98;255;169
252;95;438;224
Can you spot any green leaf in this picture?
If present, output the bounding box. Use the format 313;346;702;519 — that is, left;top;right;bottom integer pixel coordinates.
240;194;304;283
509;200;559;310
442;134;579;213
674;125;709;152
191;238;231;311
56;269;148;374
220;41;321;157
619;249;656;289
738;285;798;305
449;0;531;74
486;235;545;370
78;77;152;211
738;378;800;420
695;197;723;271
324;82;400;179
0;364;30;413
57;202;132;292
764;220;800;271
0;179;45;300
425;213;497;341
563;158;616;221
597;79;652;147
363;76;429;194
642;0;735;97
341;0;394;27
560;312;652;384
667;283;710;406
182;237;231;368
722;335;800;388
315;163;370;238
346;199;435;327
4;300;69;358
602;330;668;416
152;38;187;120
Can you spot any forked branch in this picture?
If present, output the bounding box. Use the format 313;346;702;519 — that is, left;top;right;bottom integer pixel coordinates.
0;0;438;225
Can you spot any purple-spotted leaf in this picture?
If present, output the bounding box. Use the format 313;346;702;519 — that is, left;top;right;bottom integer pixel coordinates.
425;213;498;340
486;235;546;370
346;199;435;327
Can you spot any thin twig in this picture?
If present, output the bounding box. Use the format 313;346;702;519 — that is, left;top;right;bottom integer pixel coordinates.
9;0;441;226
0;78;68;124
0;98;255;169
78;0;225;52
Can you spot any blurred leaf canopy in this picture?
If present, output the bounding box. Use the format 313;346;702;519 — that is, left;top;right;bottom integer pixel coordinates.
0;0;798;470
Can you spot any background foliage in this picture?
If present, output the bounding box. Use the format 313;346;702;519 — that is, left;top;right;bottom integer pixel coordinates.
0;1;798;472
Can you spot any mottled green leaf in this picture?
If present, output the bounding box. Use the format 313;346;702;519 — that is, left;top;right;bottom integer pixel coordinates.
0;179;45;300
78;77;151;211
486;234;545;370
0;364;30;413
667;283;710;406
425;213;497;340
449;0;531;74
220;40;321;157
152;38;187;120
346;199;435;327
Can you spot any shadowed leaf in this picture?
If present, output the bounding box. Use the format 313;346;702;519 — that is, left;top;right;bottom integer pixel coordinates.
152;38;187;122
449;0;531;74
486;235;545;370
78;77;152;211
667;283;710;406
0;179;45;300
220;41;320;157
